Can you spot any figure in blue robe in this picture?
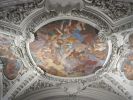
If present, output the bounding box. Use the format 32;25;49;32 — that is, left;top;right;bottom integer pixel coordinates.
72;29;84;42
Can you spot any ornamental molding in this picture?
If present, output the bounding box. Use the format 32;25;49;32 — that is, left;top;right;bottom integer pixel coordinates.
0;0;132;26
14;82;128;100
0;0;133;100
0;0;44;25
0;0;133;33
3;70;39;100
21;77;125;97
0;21;21;36
104;74;132;100
83;0;133;21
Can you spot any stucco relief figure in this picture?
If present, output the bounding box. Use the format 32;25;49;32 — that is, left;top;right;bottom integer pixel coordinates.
0;35;20;80
30;20;108;77
122;34;133;80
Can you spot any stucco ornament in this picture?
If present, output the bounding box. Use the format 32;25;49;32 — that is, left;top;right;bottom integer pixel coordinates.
45;0;84;13
0;0;133;100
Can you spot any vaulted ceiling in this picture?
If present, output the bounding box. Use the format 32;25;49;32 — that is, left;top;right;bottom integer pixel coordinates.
0;0;133;100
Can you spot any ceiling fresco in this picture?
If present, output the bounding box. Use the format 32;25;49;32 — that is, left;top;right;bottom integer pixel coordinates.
30;20;108;77
0;34;21;80
121;34;133;80
1;0;133;100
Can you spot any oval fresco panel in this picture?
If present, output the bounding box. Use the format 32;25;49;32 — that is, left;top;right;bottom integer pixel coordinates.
123;53;133;80
0;35;21;80
30;20;108;77
122;34;133;80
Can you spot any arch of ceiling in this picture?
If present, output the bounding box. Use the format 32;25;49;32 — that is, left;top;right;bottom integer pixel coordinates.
0;0;133;100
14;87;128;100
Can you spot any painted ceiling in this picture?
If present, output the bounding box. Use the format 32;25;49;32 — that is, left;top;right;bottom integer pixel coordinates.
30;19;108;77
0;0;133;100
